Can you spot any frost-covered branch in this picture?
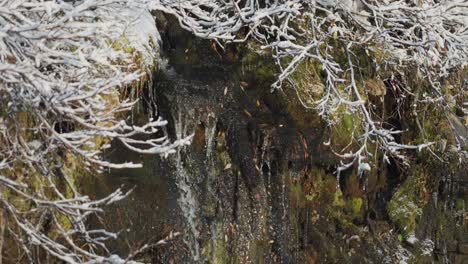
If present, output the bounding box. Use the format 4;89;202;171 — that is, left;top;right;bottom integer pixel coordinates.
1;0;466;262
0;0;189;262
151;0;466;172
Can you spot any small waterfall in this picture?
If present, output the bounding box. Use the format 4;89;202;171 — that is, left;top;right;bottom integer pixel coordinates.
172;110;219;262
173;112;201;261
174;157;201;261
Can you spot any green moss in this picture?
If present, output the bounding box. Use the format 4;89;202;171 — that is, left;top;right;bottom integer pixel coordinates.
289;59;324;103
332;188;346;208
328;245;339;260
289;180;307;209
328;188;354;228
249;239;269;264
215;130;234;170
306;169;358;228
397;234;403;242
239;42;277;85
213;244;227;263
200;221;233;263
388;167;430;238
306;193;316;202
346;197;363;218
365;79;386;97
109;35;153;101
329;105;363;148
455;199;465;210
214;237;230;263
388;194;421;237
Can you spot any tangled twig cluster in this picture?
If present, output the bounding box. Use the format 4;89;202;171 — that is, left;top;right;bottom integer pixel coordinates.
0;1;189;262
0;0;466;262
153;0;466;173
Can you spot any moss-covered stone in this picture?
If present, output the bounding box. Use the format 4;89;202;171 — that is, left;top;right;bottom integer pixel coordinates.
388;166;430;238
239;42;276;85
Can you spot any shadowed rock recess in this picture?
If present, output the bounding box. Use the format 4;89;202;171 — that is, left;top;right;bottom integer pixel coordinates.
87;14;467;264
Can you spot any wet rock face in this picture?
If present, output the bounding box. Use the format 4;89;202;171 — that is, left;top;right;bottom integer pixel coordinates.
151;18;322;262
92;13;466;263
152;18;347;263
148;16;467;263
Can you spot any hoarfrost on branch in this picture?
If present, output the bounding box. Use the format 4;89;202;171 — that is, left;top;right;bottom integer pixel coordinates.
0;0;466;262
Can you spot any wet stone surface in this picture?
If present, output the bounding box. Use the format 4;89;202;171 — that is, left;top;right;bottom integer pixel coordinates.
84;15;467;264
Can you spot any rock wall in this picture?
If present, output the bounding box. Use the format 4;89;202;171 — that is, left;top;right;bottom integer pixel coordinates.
147;14;467;263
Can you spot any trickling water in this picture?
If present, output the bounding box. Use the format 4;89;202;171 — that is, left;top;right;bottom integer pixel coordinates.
173;112;201;261
281;172;287;222
203;117;221;264
205;113;217;160
79;21;466;262
174;157;201;261
261;135;272;194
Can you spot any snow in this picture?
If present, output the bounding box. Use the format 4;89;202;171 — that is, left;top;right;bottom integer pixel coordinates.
85;255;139;264
1;0;466;262
405;233;419;245
115;7;161;69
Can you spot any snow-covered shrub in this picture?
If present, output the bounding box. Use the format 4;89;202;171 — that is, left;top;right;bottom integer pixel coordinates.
0;0;466;262
0;1;188;262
